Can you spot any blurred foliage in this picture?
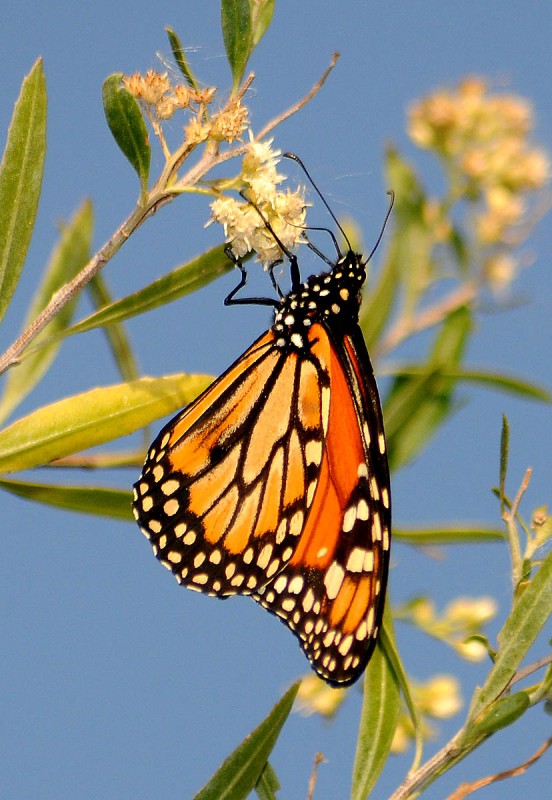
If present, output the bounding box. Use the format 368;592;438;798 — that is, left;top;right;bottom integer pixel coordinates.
0;5;550;799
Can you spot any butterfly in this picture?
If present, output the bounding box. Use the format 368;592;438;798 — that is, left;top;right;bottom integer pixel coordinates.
132;167;392;686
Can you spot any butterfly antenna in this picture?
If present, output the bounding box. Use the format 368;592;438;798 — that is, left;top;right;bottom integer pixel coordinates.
365;190;394;264
283;152;352;252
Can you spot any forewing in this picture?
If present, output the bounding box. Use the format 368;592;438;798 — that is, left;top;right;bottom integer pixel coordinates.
132;330;328;597
254;323;391;686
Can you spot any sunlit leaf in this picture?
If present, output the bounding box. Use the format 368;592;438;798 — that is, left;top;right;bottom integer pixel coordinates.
193;683;299;800
0;59;46;325
0;373;212;473
102;73;150;194
351;604;400;799
0;200;93;424
0;477;131;520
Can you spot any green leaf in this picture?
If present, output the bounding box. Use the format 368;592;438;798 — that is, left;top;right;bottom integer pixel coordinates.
0;200;93;424
0;477;132;520
393;525;505;545
62;244;234;339
221;0;253;90
379;608;424;771
250;0;275;47
255;761;280;800
465;691;530;743
165;27;200;91
468;548;552;722
499;414;509;516
0;373;212;473
86;272;139;382
351;605;400;800
193;683;299;800
359;248;399;352
0;59;47;326
384;365;551;403
384;306;472;470
102;73;150;195
383;146;433;316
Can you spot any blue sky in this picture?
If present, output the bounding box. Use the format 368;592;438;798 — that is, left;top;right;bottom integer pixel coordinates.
2;3;551;799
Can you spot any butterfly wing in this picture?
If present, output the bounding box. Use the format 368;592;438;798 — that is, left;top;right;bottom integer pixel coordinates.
253;322;391;686
132;329;330;597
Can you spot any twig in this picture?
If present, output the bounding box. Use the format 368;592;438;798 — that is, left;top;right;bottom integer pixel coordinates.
502;467;532;587
215;52;340;168
444;736;552;800
257;53;340;141
306;753;325;800
508;653;552;690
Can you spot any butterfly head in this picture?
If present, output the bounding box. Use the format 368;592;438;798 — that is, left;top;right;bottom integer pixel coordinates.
272;250;365;351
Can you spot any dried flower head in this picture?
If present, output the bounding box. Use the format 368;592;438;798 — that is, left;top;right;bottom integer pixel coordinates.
184;116;213;146
211;100;249;143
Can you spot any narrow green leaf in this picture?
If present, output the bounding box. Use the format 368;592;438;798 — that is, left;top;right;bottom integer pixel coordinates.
379;609;424;771
221;0;253;90
384;365;551;403
393;525;505;545
62;244;234;339
384;307;472;470
102;73;150;194
165;27;200;91
383;368;441;469
359;249;399;352
0;59;46;325
193;683;299;800
499;414;509;516
351;605;400;800
87;272;139;382
383;146;433;316
251;0;275;47
0;373;212;473
255;761;280;800
0;200;93;424
0;477;132;520
468;548;552;721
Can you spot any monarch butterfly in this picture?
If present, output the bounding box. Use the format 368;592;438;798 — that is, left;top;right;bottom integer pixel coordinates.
132;162;391;686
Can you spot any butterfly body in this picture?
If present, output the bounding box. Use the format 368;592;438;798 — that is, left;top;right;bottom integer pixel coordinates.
133;249;390;686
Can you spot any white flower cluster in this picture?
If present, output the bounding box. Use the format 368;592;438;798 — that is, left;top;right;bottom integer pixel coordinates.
211;136;307;265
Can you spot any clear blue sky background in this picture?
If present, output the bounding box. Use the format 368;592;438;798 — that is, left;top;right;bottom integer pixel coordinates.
2;3;551;799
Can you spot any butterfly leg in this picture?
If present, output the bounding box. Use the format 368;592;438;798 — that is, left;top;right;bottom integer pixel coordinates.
223;247;278;308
